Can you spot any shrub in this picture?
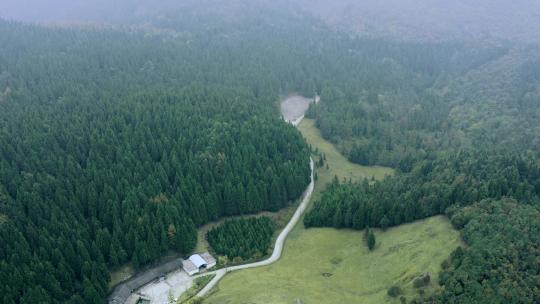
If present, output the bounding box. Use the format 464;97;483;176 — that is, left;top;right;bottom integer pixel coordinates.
367;228;376;251
441;259;450;270
387;286;401;297
413;273;431;288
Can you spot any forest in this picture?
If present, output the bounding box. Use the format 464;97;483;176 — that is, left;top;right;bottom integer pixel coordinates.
297;7;540;301
0;19;313;303
207;217;275;261
1;0;539;303
305;150;540;230
433;198;540;303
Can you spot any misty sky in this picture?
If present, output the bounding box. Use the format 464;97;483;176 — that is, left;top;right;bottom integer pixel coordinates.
1;0;540;43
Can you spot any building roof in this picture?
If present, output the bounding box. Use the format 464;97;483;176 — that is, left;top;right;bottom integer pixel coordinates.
188;254;207;268
200;252;216;265
182;260;198;273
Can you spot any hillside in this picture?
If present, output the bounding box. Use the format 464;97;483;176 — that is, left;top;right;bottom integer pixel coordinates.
0;1;539;303
0;19;312;303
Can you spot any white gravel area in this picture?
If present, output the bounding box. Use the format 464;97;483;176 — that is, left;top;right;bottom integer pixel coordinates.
126;269;194;304
280;95;314;123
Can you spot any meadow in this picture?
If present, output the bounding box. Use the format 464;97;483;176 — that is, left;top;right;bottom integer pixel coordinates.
299;119;393;198
204;216;461;304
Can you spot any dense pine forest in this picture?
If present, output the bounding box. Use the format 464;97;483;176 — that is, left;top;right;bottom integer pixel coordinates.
207;217;275;261
1;0;540;303
305;151;540;229
0;19;313;303
436;198;540;303
304;45;540;169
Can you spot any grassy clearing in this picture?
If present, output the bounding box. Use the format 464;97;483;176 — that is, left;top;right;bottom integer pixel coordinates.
299;118;394;182
204;216;461;304
112;114;396;299
299;118;393;201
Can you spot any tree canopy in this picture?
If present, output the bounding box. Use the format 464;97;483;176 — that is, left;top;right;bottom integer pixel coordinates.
0;19;311;303
207;217;275;261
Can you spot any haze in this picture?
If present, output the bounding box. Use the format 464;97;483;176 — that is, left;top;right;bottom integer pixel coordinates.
2;0;540;43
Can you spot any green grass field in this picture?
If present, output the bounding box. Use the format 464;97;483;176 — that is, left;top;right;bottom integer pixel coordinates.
299;119;393;205
204;216;461;304
203;118;460;304
299;119;392;189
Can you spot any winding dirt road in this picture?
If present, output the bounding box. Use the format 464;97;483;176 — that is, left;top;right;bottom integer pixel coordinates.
196;95;317;297
196;156;314;297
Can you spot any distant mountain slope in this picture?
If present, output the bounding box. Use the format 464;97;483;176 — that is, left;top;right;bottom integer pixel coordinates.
299;0;540;43
446;47;540;150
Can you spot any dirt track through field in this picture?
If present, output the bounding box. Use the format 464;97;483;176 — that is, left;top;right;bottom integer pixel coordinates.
197;95;318;297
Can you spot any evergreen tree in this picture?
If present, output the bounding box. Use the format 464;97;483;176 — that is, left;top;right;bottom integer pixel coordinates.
207;217;275;260
367;229;376;251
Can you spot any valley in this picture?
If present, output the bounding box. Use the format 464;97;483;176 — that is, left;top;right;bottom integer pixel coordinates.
202;97;459;304
1;2;539;304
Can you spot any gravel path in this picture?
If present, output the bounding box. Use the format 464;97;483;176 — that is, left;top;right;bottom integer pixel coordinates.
196;100;316;297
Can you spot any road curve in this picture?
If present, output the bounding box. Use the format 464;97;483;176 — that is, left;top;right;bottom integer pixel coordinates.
197;120;315;297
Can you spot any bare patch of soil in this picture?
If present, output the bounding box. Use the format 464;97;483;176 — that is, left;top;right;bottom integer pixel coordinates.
280;95;313;123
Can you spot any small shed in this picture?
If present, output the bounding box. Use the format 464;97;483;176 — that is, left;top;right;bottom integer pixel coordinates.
189;254;207;269
182;252;216;276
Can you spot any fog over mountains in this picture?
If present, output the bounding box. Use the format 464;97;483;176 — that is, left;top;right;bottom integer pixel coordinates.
2;0;540;43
